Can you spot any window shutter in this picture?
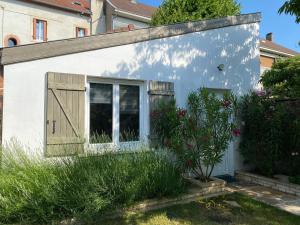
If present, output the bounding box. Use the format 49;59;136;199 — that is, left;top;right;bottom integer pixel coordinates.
46;72;85;157
33;18;37;40
43;20;47;42
148;81;174;146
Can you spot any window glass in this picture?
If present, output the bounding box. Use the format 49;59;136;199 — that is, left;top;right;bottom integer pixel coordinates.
36;20;45;41
120;85;140;142
89;83;113;143
8;38;17;47
77;28;86;37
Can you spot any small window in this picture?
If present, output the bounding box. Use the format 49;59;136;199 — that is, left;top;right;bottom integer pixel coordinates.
120;85;140;142
8;38;17;47
89;83;113;143
76;27;87;38
33;19;47;41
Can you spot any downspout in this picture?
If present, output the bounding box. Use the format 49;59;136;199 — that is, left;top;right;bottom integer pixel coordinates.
89;0;93;35
0;5;4;47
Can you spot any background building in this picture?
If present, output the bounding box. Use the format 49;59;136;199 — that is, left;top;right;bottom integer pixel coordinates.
0;0;156;47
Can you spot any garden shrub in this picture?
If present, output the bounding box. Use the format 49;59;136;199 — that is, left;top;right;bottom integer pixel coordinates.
0;148;186;224
239;92;300;177
153;88;238;181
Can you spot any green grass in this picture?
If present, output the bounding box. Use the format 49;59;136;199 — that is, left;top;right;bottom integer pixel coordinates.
0;148;186;224
99;193;300;225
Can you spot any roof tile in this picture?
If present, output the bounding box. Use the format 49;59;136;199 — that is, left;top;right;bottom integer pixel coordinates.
110;0;156;19
25;0;91;14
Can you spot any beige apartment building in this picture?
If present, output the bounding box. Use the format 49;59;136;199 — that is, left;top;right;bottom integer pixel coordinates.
0;0;156;47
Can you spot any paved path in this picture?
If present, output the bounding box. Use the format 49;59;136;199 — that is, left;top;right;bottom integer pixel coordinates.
227;182;300;216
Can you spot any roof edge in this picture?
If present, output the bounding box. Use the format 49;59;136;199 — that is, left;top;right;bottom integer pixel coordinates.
260;46;298;57
1;13;261;65
21;0;91;16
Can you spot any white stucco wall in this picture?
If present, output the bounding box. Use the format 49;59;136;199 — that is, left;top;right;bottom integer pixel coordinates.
0;0;90;47
2;22;260;175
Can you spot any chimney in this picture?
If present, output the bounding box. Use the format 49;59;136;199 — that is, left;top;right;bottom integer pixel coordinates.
266;32;273;42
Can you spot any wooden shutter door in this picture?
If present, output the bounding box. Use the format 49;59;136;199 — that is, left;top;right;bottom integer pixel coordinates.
148;81;175;147
46;72;85;157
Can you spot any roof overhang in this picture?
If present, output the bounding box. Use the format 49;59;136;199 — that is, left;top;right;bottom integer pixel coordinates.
114;9;151;23
0;13;261;65
107;0;152;23
21;0;91;16
260;46;296;58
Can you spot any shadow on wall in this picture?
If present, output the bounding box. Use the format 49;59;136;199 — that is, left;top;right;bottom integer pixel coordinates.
97;23;260;174
100;23;260;106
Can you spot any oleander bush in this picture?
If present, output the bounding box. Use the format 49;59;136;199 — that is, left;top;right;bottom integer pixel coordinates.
152;88;238;181
0;147;186;224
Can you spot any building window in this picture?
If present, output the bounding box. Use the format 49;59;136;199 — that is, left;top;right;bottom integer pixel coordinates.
88;82;142;145
89;83;113;143
76;27;87;38
8;38;17;47
4;35;20;47
33;19;47;41
120;85;140;142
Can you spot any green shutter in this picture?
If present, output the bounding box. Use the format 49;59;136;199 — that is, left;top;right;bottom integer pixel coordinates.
148;81;175;147
46;72;85;157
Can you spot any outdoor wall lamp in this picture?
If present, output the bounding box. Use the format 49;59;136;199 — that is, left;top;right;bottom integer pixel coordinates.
217;64;225;71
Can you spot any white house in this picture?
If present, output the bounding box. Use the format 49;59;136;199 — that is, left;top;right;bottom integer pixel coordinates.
0;13;261;176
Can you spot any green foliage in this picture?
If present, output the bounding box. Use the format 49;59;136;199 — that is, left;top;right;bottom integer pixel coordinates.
0;148;186;224
184;89;237;180
279;0;300;23
150;0;240;26
153;88;237;181
261;56;300;98
289;175;300;185
239;92;300;177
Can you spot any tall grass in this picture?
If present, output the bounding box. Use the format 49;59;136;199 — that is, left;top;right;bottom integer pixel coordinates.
0;147;186;224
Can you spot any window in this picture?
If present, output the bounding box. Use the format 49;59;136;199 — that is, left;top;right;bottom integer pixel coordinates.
76;27;87;38
89;83;113;143
8;38;17;47
33;19;47;41
120;85;140;142
88;82;141;145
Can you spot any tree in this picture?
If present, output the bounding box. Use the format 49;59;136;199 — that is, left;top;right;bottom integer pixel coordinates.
279;0;300;23
150;0;241;26
260;56;300;98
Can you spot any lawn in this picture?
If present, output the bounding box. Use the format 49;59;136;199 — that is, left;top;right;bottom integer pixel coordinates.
96;193;300;225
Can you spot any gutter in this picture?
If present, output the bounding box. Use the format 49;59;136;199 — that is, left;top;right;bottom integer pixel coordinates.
260;46;296;57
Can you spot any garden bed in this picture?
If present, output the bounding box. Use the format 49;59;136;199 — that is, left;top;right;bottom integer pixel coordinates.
184;176;226;191
236;171;300;196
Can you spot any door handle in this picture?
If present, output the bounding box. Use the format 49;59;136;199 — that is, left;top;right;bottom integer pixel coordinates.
52;120;56;134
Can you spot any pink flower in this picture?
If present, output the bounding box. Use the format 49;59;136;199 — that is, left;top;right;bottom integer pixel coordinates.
255;90;266;97
233;128;241;137
177;109;187;118
150;110;159;118
222;100;231;108
186;160;193;167
187;143;193;150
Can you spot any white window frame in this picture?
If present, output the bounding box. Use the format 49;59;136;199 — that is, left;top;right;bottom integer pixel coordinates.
85;77;146;152
35;19;45;41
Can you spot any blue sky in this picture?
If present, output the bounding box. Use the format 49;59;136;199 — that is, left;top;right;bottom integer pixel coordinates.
140;0;300;52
